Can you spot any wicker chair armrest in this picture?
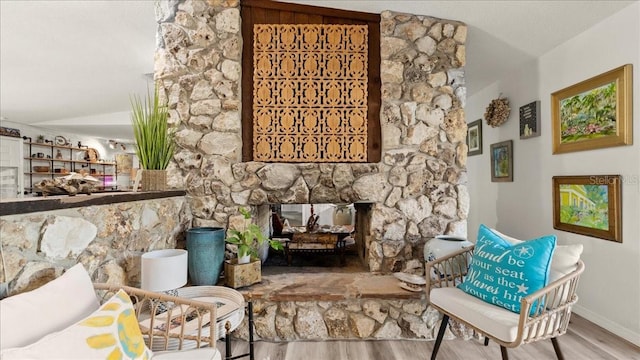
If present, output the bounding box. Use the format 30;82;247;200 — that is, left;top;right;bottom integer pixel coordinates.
425;245;475;296
93;283;217;351
514;260;585;345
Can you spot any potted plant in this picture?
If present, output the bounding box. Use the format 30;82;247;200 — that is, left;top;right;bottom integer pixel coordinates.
226;207;283;264
224;207;284;288
130;85;175;191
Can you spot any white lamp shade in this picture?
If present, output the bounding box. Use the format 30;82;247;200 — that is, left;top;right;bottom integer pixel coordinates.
141;249;188;292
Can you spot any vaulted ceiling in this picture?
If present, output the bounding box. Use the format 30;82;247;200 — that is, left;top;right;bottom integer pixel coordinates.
0;1;634;141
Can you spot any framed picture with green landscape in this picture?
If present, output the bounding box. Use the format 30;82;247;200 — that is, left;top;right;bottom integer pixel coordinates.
552;175;621;243
551;64;632;154
490;140;512;182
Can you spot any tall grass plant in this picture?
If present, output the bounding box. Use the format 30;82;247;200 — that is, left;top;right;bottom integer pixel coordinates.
131;86;175;170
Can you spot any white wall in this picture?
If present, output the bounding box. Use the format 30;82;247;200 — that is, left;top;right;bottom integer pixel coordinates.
466;3;640;346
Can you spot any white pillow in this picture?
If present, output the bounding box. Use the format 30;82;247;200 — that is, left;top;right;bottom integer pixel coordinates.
1;289;153;360
490;228;583;281
0;263;100;349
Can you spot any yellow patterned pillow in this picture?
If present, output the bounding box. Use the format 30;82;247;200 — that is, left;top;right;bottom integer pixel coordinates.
1;289;153;360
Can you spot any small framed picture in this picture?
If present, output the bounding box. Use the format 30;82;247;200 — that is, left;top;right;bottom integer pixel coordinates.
490;140;513;182
467;119;482;156
519;100;540;139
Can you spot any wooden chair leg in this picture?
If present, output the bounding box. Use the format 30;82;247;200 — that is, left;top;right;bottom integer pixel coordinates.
551;337;565;360
500;346;509;360
484;337;489;346
431;314;449;360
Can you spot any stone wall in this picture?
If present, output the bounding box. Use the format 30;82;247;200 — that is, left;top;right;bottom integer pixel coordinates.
155;1;468;273
233;298;455;341
0;196;192;295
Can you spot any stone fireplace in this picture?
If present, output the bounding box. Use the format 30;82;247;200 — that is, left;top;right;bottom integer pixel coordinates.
156;1;469;275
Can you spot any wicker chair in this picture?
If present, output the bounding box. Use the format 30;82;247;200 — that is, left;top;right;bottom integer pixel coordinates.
426;245;585;360
93;283;218;352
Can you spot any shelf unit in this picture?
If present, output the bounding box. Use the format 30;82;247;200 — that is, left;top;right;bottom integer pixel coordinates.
23;138;117;194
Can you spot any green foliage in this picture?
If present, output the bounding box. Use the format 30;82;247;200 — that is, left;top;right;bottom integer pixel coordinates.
131;86;175;170
560;82;617;143
225;207;284;258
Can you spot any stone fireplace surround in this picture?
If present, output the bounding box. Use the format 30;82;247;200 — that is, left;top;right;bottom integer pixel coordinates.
158;1;469;276
154;0;469;340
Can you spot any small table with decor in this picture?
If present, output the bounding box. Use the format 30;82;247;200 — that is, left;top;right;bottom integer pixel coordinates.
281;225;354;266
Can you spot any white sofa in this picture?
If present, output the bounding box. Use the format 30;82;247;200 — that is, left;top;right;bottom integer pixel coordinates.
0;264;221;360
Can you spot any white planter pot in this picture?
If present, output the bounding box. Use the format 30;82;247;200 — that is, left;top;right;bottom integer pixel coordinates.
424;235;473;278
424;235;473;262
238;254;251;265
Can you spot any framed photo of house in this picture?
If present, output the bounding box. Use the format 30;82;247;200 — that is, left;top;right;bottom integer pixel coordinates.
490;140;513;182
551;64;632;154
552;175;621;243
467;119;482;156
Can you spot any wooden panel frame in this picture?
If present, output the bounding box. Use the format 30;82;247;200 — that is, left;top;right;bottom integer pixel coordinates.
241;0;381;163
552;175;622;243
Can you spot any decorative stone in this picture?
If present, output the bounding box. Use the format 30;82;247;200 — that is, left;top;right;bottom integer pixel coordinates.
348;313;376;338
399;314;431;338
324;308;350;337
374;321;402;339
254;305;277;338
400;102;417;126
388;166;408;187
382;123;402;149
363;300;388;324
427;23;442;41
404;122;439;145
221;59;241;81
443;24;455;38
395;22;427;42
280;177;310;204
256;164;300;191
353;174;390;203
189;115;213;130
332;164;355;190
191;99;222;115
381;60;404;84
198;131;241;158
9;262;63;295
275;315;296;339
190;80;213;101
381;37;410;59
384;187;402;208
40;216;97;260
410;84;434;103
215;8;240;33
402;300;426;315
294;308;328;339
416;36;436;55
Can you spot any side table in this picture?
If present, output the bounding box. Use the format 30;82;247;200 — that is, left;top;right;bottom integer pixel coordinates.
141;285;249;357
176;286;255;360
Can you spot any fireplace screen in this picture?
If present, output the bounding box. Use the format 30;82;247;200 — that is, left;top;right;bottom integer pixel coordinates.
252;24;368;162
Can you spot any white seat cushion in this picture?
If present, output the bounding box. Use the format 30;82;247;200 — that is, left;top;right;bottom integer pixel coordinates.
0;263;100;349
431;287;520;343
153;348;222;360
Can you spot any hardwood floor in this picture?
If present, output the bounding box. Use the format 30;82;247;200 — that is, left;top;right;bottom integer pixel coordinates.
219;315;639;360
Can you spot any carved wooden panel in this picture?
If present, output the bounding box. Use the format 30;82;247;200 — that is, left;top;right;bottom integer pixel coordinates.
252;24;368;162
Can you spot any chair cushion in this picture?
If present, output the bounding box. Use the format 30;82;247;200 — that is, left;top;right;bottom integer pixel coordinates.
0;263;100;349
1;289;153;360
153;348;222;360
457;224;556;314
431;287;521;342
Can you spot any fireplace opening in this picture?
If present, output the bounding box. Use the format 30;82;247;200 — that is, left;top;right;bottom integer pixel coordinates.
256;203;373;273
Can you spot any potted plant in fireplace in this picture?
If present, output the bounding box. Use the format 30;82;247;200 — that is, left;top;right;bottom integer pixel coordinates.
224;207;283;288
130;85;175;191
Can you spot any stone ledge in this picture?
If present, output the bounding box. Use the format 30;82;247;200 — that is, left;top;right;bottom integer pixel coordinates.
0;190;186;216
237;272;424;302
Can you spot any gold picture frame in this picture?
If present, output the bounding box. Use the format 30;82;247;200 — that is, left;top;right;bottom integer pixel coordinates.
552;175;622;243
551;64;632;154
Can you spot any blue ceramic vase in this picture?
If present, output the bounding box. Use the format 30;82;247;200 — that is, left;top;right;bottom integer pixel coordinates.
186;227;225;285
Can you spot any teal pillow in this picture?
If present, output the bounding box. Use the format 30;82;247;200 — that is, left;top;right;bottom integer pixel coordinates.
457;225;556;314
